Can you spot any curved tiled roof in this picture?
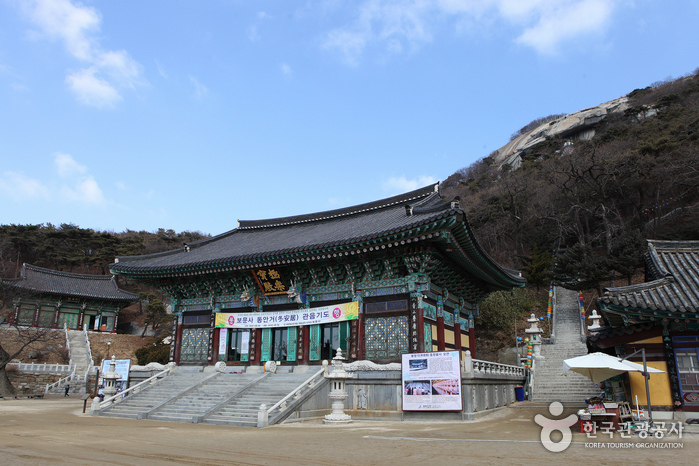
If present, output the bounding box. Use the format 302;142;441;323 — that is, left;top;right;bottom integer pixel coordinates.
4;264;137;302
599;240;699;313
587;322;655;344
110;184;524;288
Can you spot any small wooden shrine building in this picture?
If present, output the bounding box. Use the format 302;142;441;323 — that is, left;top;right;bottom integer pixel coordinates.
109;184;525;366
3;263;137;332
593;240;699;412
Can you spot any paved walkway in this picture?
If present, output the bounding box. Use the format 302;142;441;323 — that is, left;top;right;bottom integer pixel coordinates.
0;396;694;464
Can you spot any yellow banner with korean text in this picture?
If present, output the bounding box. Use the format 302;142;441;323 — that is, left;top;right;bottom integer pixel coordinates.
215;301;359;329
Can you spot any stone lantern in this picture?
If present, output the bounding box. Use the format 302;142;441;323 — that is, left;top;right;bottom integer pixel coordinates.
102;355;120;398
323;348;353;424
525;313;544;358
588;309;603;332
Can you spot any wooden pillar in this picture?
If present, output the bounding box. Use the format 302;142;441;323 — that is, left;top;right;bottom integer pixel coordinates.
453;311;462;355
174;316;183;364
417;305;425;353
437;297;445;352
300;325;309;364
212;324;220;362
355;296;364;360
254;328;262;364
469;327;476;359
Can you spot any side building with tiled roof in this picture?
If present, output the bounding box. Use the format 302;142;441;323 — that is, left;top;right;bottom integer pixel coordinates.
2;263;137;332
593;240;699;412
110;184;525;366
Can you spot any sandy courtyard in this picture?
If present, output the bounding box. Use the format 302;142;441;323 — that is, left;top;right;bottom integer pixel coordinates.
0;397;695;465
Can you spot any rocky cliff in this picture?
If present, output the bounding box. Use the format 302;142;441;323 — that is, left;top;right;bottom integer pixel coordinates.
492;96;637;170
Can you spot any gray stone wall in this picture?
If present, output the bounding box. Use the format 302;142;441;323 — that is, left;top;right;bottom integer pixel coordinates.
7;372;62;396
284;370;524;423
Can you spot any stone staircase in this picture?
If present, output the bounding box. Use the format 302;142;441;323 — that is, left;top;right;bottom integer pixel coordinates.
203;370;315;427
98;366;324;427
147;372;265;423
47;330;93;395
532;287;600;403
99;369;212;419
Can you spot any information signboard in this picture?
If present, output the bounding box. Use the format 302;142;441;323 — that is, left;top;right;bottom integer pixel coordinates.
401;351;462;411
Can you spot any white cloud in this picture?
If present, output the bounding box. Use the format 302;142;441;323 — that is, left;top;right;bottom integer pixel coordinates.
53;152;107;206
66;67;122;108
189;76;209;101
60;175;106;206
514;0;613;54
0;171;50;200
20;0;146;108
383;175;438;194
25;0;101;61
54;152;87;178
0;153;108;207
248;24;260;42
155;60;168;79
322;0;618;63
281;63;293;76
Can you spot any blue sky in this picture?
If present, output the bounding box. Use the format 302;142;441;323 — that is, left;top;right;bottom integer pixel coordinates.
1;0;698;236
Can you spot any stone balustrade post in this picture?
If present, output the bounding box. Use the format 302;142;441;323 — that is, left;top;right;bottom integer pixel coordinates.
257;404;268;428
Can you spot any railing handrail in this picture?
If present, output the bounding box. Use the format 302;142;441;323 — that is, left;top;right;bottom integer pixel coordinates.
94;365;173;412
11;362;72;373
266;368;326;416
64;324;71;356
470;358;526;377
45;365;77;394
83;327;94;369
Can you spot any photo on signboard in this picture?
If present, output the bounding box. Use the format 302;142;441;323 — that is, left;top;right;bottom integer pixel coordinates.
404;379;431;396
409;358;428;371
431;379;460;396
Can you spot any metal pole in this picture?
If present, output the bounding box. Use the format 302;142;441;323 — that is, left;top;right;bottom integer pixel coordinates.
93;368;100;397
623;348;653;427
641;348;653;427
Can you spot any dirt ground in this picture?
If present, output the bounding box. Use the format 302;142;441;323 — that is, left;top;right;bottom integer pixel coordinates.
0;398;695;465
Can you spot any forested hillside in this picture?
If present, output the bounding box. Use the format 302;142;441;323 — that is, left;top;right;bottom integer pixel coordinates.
0;224;208;279
441;71;699;293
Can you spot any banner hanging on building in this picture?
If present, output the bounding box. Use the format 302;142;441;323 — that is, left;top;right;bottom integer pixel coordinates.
401;351;463;412
215;301;359;329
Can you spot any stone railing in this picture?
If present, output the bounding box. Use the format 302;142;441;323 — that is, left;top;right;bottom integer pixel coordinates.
462;351;526;378
45;365;77;394
257;367;327;428
64;324;73;367
9;362;72;373
91;364;175;414
84;327;94;369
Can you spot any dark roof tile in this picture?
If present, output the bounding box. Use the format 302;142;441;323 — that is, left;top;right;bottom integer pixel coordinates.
4;264;137;302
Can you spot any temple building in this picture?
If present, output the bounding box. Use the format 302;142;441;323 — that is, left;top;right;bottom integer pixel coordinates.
109;184;525;367
3;263;137;332
593;240;699;412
